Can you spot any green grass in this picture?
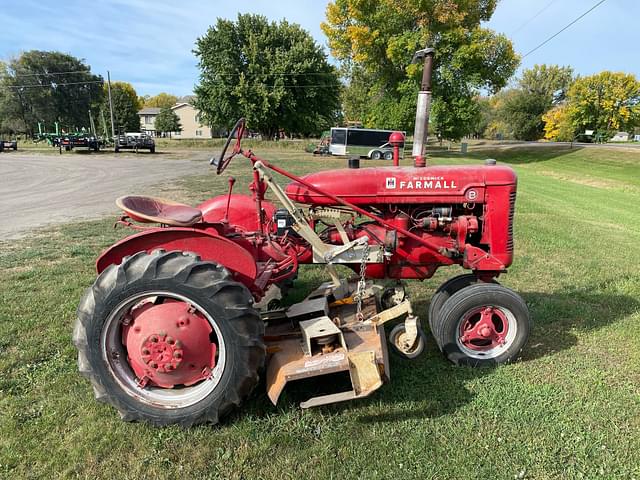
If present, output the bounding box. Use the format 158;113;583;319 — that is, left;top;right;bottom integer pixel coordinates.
1;146;640;479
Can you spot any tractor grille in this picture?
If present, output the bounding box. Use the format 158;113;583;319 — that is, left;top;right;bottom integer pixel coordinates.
507;191;516;253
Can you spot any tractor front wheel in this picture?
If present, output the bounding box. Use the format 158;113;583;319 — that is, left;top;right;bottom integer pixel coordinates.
73;250;265;426
433;283;530;367
428;274;498;350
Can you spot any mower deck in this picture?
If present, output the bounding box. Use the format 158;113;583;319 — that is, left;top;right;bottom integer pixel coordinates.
264;281;392;408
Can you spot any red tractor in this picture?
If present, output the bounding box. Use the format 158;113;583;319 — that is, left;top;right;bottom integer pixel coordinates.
74;49;530;426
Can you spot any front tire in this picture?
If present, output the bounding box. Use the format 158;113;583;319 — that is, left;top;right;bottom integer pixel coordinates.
428;274;498;350
434;283;530;367
371;150;382;160
74;250;265;426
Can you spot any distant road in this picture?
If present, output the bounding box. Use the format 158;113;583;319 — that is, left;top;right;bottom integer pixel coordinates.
0;151;212;239
469;141;640;151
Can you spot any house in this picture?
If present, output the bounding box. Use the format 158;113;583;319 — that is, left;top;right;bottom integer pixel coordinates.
138;103;213;139
610;131;630;142
139;107;161;133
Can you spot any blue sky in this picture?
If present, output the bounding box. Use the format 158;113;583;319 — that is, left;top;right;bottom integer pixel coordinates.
0;0;636;96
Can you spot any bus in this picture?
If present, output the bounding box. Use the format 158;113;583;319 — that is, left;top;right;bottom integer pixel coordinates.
329;127;406;160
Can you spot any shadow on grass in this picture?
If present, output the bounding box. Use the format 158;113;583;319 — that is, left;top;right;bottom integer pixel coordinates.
435;144;585;165
520;283;640;361
225;280;640;426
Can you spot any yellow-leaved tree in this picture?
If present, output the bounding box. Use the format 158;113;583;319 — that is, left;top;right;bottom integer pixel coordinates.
542;105;573;142
566;71;640;137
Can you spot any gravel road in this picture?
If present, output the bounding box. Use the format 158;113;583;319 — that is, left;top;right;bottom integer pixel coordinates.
0;151;213;239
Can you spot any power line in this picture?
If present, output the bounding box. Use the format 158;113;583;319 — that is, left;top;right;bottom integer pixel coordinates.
209;72;337;77
0;69;94;78
522;0;608;59
5;80;105;89
510;0;557;36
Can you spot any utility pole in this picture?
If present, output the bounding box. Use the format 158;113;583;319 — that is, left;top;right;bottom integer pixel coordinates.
107;70;115;138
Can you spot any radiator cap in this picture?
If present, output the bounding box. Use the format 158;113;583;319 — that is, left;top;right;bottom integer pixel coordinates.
485;158;497;166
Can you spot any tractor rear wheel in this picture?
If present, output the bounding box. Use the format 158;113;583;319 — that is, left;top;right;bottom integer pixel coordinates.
74;250;265;426
433;283;530;367
428;274;498;350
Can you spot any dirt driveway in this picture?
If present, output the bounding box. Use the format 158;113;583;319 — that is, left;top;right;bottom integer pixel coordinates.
0;150;213;239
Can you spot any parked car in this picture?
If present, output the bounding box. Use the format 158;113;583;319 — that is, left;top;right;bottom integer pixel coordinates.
114;132;155;153
0;139;18;152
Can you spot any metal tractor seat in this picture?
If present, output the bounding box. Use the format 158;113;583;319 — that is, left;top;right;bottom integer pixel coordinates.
116;195;203;227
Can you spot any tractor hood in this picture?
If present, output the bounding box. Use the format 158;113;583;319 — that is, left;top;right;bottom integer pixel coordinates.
285;165;517;205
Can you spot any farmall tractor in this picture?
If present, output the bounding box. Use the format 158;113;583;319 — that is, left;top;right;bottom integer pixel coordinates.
74;49;530;426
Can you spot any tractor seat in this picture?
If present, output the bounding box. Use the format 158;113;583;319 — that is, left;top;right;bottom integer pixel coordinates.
116;195;203;227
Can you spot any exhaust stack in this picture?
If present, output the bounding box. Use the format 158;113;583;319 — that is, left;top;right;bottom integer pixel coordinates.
411;47;434;167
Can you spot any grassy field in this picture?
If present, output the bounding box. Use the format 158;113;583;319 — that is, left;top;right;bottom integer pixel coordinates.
1;145;639;479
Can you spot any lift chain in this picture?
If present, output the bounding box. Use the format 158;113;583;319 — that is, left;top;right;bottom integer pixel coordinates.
355;242;370;321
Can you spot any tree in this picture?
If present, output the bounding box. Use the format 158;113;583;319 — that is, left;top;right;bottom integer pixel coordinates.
154;106;182;137
321;0;519;140
142;92;178;108
519;64;574;104
493;64;574;141
542;105;573;142
104;81;141;133
501;89;550;141
566;71;640;137
0;51;103;135
194;14;342;137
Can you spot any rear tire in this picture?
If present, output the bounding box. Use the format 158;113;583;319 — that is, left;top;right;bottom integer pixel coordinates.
428;274;497;350
74;250;265;426
383;151;393;161
434;283;530;367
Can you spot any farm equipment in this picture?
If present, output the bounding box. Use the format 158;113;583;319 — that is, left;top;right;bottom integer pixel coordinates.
114;131;155;153
35;122;103;153
0;139;18;152
75;48;530;426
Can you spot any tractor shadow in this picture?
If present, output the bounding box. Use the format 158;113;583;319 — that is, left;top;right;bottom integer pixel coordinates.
223;279;638;426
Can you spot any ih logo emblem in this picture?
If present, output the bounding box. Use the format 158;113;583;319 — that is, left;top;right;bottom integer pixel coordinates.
386;177;396;189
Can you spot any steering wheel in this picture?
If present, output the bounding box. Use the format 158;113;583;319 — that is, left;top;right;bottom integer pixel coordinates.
211;118;246;174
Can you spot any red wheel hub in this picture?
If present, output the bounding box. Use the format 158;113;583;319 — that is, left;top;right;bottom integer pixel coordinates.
122;300;217;388
459;306;509;351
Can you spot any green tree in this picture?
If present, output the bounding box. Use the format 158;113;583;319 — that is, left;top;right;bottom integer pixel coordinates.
143;92;178;108
566;71;640;137
502;89;550;141
194;14;342;137
0;51;103;135
519;64;574;104
154;106;182;138
500;65;574;141
104;81;141;133
321;0;519;140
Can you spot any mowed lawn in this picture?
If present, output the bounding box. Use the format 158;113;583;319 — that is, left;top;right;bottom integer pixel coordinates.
1;145;639;479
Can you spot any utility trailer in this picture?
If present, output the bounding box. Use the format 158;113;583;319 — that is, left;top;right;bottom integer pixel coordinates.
114;132;155;153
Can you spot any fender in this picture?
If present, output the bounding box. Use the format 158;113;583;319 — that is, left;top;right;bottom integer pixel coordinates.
198;194;276;233
96;227;258;287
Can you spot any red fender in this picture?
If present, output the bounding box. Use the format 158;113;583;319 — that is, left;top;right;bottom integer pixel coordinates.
96;228;258;287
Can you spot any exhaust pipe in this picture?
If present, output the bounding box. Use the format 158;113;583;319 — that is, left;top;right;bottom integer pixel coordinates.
411;47;434;167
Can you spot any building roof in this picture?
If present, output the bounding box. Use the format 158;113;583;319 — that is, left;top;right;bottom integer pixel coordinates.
138;107;161;115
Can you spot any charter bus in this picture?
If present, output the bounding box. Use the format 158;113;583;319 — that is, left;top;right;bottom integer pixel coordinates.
329;127;406;160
